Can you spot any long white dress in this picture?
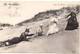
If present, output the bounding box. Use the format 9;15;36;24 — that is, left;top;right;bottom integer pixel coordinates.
46;17;59;35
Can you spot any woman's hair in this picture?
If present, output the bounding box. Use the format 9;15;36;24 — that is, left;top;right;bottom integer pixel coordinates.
25;28;30;32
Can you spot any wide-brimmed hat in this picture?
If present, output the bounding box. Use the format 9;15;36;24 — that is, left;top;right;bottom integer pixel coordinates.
40;24;43;27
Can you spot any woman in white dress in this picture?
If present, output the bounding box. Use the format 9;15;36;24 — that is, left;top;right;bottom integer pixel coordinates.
46;16;60;36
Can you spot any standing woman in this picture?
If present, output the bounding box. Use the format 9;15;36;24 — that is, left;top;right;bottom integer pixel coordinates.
65;12;79;30
46;15;60;36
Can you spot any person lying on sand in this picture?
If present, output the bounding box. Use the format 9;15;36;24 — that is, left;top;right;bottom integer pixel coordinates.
0;28;34;47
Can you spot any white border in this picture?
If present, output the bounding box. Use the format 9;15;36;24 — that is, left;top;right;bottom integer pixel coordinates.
0;0;79;54
0;0;80;1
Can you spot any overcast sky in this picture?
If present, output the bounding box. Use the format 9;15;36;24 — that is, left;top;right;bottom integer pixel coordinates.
0;1;79;25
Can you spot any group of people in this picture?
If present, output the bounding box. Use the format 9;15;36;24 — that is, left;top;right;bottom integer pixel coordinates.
0;24;44;47
0;11;79;47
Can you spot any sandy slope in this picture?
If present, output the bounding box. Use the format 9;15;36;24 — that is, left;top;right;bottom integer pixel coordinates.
0;13;79;53
0;29;79;53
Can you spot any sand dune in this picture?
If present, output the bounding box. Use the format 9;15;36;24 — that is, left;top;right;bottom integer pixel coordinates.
0;14;79;53
0;5;79;53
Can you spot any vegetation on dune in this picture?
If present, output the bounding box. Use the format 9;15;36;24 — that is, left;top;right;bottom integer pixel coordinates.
0;23;13;27
17;5;80;26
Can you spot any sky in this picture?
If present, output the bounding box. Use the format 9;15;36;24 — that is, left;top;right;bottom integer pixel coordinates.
0;1;79;25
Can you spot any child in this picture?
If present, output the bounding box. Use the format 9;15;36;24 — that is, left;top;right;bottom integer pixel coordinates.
36;24;43;36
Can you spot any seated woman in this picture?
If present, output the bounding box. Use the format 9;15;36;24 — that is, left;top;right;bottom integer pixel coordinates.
65;11;79;30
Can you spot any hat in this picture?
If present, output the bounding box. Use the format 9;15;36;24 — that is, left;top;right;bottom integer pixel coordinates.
40;24;43;27
25;28;30;32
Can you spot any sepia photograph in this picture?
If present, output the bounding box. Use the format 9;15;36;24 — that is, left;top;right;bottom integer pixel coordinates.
0;1;79;53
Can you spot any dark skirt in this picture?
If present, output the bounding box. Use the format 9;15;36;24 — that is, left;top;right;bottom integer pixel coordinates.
65;17;79;30
4;37;21;46
0;33;33;46
5;33;34;45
